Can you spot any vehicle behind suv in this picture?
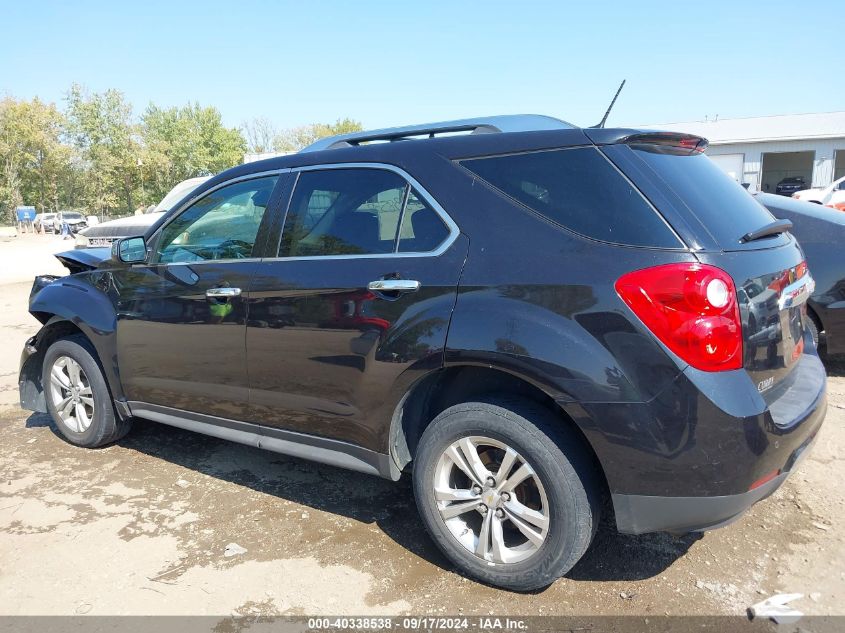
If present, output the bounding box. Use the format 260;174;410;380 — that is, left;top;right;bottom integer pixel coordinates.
776;176;808;196
18;115;826;591
76;176;211;248
53;211;87;234
34;212;57;233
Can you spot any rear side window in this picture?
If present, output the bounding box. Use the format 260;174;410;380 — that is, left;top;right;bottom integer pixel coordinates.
630;146;776;247
461;147;680;247
279;168;453;257
281;169;406;257
398;190;450;253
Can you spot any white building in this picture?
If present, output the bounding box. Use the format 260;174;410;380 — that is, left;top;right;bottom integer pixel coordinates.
638;112;845;193
243;151;289;164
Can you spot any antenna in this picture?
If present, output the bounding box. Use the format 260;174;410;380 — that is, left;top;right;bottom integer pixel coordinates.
591;80;626;129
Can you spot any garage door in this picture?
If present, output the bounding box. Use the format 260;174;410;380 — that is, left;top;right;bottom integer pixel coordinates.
707;153;744;182
760;151;815;194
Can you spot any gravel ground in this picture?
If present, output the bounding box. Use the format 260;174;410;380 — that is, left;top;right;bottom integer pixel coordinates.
0;233;843;618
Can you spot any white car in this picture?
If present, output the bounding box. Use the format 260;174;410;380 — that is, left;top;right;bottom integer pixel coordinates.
792;176;845;211
34;212;57;232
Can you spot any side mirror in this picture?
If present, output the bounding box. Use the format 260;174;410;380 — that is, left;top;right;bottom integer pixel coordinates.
113;236;147;264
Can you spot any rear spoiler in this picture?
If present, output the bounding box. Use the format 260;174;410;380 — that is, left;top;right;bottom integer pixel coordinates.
584;128;709;153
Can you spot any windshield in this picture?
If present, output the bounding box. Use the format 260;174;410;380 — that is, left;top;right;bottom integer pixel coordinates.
154;178;209;212
62;212;83;220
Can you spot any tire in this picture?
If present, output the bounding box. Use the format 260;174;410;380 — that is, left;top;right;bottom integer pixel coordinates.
806;313;820;350
413;398;601;591
42;334;132;447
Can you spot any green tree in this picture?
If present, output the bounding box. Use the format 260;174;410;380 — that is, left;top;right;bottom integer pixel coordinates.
142;103;246;202
274;117;363;152
0;97;72;222
65;84;141;216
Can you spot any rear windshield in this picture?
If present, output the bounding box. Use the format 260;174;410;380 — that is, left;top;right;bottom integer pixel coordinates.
460;147;681;248
630;146;777;247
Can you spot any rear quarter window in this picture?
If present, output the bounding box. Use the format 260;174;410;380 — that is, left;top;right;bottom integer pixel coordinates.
460;147;681;248
629;146;777;248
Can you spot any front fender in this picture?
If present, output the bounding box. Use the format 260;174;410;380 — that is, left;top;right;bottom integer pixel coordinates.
28;275;124;401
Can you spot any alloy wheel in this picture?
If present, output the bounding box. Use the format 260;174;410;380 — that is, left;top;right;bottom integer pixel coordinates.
49;356;95;433
433;436;550;564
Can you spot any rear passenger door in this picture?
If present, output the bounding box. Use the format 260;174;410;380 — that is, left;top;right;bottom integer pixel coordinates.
246;165;468;452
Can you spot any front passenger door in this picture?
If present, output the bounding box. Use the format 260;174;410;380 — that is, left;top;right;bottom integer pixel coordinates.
114;174;285;420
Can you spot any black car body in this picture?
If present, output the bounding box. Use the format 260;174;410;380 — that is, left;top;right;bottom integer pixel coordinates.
757;191;845;354
775;176;808;196
18;115;826;590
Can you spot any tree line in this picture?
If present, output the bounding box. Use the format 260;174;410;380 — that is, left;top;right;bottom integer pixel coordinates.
0;84;362;222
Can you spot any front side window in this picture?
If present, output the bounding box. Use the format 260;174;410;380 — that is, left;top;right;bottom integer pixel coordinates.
280;168;451;257
155;176;278;263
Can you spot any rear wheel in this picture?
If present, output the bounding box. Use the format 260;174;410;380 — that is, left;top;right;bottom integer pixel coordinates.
806;312;821;350
413;399;600;591
42;335;131;447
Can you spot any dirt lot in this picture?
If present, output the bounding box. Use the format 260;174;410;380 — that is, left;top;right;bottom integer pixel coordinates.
0;232;843;618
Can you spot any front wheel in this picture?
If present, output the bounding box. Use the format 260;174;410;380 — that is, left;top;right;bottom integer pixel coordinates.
413;399;601;591
42;335;131;447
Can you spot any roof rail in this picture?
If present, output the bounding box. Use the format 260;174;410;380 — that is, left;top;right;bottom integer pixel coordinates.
299;114;574;153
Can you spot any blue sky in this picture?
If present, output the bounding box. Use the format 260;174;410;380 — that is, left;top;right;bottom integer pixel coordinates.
2;0;842;131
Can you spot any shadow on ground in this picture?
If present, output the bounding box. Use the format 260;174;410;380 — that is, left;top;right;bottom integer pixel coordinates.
23;410;695;583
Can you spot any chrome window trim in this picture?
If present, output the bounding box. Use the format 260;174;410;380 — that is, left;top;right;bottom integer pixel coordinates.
270;162;460;261
147;169;290;266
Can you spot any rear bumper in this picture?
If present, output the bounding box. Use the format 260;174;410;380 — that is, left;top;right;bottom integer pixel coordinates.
571;347;827;535
612;419;821;534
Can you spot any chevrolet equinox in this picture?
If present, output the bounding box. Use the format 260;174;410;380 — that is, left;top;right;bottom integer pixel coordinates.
19;115;827;590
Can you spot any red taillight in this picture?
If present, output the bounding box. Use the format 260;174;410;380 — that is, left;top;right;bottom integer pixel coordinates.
615;263;743;371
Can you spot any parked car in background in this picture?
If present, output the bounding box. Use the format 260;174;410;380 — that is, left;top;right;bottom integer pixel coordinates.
20;116;826;591
756;191;845;354
54;211;87;234
792;176;845;210
34;213;57;233
775;176;808;196
75;176;210;248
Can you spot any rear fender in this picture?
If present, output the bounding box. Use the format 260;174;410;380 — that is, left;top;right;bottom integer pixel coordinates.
445;289;683;404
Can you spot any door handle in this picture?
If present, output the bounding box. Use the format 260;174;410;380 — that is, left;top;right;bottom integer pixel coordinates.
206;287;242;299
367;279;421;293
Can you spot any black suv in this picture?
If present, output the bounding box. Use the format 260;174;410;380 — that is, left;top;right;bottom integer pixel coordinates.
19;115;826;591
775;176;808;196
